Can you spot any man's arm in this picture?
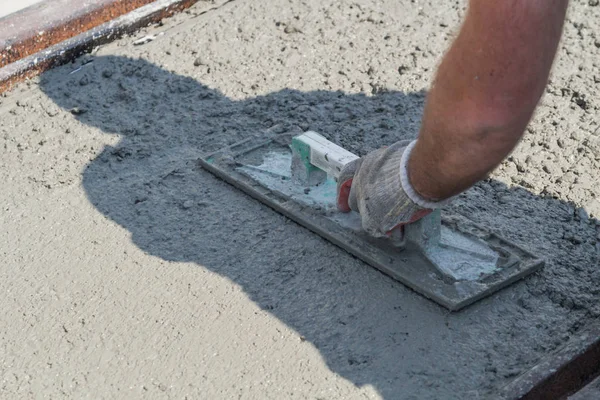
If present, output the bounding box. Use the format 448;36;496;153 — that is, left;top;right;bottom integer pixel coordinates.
409;0;569;200
337;0;569;237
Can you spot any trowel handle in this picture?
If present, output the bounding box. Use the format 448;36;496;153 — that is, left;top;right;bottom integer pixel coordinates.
292;131;359;180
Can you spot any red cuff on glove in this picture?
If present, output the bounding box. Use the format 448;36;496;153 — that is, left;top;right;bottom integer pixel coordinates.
336;178;353;213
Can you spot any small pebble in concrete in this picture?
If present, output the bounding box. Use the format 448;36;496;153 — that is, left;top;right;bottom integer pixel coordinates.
284;24;302;34
193;57;207;67
69;107;87;115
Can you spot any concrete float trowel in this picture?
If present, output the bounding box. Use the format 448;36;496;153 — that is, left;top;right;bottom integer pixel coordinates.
198;131;543;311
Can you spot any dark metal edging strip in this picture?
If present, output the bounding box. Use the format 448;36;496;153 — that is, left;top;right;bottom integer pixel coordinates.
498;320;600;399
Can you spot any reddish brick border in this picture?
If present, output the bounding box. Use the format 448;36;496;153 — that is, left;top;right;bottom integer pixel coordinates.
0;0;200;93
0;0;162;68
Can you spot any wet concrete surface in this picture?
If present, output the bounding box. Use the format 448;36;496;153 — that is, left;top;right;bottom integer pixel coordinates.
0;0;599;398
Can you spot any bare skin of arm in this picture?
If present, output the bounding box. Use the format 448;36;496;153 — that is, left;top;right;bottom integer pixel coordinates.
409;0;569;201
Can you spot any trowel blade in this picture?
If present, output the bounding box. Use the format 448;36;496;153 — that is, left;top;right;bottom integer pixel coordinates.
199;135;544;311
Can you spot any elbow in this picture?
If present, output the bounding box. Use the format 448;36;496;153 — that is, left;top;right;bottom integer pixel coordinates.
468;86;543;143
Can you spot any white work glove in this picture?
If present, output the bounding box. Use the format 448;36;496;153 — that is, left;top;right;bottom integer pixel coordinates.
336;140;451;237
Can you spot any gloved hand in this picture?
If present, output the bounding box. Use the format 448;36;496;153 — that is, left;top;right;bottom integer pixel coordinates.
336;140;450;237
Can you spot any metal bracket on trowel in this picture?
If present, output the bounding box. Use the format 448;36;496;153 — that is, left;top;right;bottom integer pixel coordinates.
198;131;544;311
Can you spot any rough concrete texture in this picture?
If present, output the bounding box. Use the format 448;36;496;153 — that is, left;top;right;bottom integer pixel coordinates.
0;0;599;398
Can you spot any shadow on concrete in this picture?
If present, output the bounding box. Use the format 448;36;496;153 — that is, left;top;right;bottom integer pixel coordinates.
38;55;600;399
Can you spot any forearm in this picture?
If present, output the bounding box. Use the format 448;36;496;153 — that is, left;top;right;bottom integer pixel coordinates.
409;0;569;200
